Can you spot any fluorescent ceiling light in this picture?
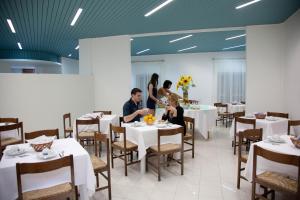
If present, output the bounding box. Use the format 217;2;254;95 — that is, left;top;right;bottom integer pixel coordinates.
178;46;197;52
68;54;72;57
130;38;133;41
70;8;83;26
236;0;261;9
7;19;16;33
145;0;173;17
17;42;22;50
169;34;193;43
136;49;150;55
226;34;246;40
223;44;246;50
75;45;79;50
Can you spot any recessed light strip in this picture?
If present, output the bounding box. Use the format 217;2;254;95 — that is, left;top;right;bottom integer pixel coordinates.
17;42;22;50
136;49;150;55
70;8;83;26
75;45;79;50
169;34;193;43
178;46;197;52
225;34;246;40
223;44;246;50
145;0;173;17
7;19;16;33
236;0;261;9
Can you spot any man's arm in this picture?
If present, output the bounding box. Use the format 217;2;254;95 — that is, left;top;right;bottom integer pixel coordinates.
124;110;141;123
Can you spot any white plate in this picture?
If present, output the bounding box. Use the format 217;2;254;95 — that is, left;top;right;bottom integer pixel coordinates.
5;148;26;156
267;136;285;143
37;150;57;160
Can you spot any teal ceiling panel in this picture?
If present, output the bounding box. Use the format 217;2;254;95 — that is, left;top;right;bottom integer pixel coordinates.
0;50;60;63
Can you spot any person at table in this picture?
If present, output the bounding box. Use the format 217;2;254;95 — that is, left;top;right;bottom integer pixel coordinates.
123;88;149;123
147;73;161;115
162;94;186;134
158;80;182;99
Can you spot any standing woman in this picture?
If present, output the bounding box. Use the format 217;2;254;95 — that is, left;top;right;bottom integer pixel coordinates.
147;73;161;115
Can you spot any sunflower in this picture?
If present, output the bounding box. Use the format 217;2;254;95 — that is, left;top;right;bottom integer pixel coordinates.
183;78;189;86
188;76;192;81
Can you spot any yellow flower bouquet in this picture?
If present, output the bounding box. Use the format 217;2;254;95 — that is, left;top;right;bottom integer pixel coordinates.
176;75;195;104
143;114;156;125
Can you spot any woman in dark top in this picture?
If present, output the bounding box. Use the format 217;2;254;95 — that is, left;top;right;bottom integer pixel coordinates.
162;94;186;135
147;73;161;115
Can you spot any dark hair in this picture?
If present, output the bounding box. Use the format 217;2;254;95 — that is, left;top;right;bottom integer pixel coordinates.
131;88;142;95
163;80;172;88
148;73;159;88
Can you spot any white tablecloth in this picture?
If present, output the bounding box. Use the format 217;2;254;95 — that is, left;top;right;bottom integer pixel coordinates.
72;114;119;139
229;117;289;139
0;122;21;140
227;104;246;113
0;138;95;200
244;135;300;182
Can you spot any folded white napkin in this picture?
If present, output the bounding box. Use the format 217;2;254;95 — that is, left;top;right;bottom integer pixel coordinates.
81;112;103;119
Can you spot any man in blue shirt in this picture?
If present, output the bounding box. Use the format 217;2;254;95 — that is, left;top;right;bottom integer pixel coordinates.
123;88;149;123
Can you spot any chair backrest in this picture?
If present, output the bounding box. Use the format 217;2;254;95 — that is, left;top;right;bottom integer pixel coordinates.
25;129;59;140
119;116;124;127
93;111;112;115
110;123;125;140
0;118;19;123
63;113;71;130
0;122;24;146
253;145;300;193
94;132;110;169
157;127;184;153
214;103;228;113
234;111;245;118
288;120;300;135
184;116;195;134
238;129;263;159
16;155;75;199
241;101;246;104
76;118;100;138
267;112;289;119
235;117;256;135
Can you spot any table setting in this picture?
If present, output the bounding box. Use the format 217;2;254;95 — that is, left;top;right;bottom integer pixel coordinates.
0;136;96;200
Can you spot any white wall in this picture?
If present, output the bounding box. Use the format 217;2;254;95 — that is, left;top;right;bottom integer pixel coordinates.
79;35;131;115
0;74;94;136
61;57;79;74
0;59;62;74
132;51;245;105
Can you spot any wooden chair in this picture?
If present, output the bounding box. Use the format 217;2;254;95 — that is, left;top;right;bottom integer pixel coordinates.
119;116;124;127
110;124;139;176
0;118;18;123
0;122;24;157
233;117;256;155
25;129;59;140
90;132;111;199
183;117;195;158
252;145;300;200
76;118;100;148
267;112;289;119
215;103;232;128
93;111;112;115
16;155;78;200
146;127;185;181
288;120;300;135
234;111;245;118
241;101;246;104
63;113;73;138
237;128;263;189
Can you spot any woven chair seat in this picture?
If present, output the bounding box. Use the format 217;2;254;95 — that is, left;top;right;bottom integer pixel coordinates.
1;137;21;146
150;143;181;154
22;183;73;200
90;155;107;171
257;171;298;193
65;127;73;132
184;132;193;140
78;131;95;138
112;140;138;150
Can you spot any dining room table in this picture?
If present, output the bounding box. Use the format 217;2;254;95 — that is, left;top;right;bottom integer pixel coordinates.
72;113;119;139
244;135;300;182
0;138;96;200
227;103;246;113
229;116;292;139
122;122;182;174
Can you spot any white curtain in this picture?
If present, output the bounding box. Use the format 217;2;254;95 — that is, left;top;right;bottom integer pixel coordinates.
214;59;246;103
135;74;151;108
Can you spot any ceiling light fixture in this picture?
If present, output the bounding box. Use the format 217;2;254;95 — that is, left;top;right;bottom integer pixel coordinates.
136;49;150;55
225;34;246;40
144;0;173;17
7;19;16;33
17;42;22;50
130;38;134;41
236;0;261;9
223;44;246;50
178;46;197;52
169;34;193;43
68;54;72;57
70;8;83;26
75;45;79;50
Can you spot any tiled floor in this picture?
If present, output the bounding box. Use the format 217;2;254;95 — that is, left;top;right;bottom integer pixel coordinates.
92;127;290;200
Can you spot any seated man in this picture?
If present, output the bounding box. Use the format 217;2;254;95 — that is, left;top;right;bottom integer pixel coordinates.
123;88;149;123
